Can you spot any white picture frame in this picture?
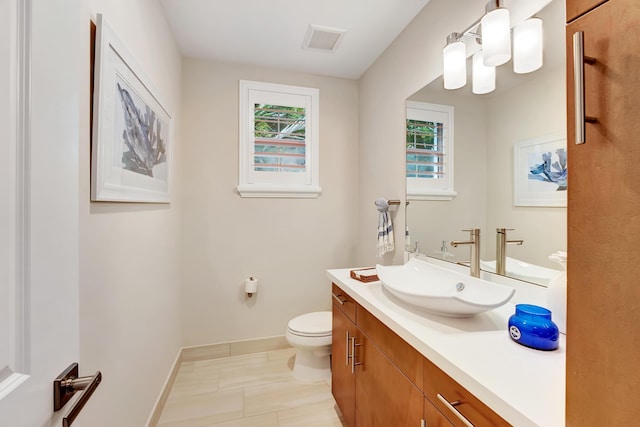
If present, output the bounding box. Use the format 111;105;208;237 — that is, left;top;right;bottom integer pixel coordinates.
514;132;567;207
91;14;172;202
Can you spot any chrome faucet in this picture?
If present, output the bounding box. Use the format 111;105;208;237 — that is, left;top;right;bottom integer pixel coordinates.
496;228;524;275
450;228;481;278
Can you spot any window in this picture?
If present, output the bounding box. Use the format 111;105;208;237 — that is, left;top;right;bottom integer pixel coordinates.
238;80;320;198
406;101;456;200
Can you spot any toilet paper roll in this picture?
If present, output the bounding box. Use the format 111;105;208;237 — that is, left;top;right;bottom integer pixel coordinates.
245;277;258;294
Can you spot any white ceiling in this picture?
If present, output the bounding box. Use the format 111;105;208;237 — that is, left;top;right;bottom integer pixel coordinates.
159;0;431;80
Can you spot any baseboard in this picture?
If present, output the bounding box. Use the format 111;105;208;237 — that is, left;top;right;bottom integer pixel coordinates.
145;348;183;427
145;335;291;425
182;335;290;362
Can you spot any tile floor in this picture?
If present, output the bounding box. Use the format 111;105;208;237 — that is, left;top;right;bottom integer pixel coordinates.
157;347;347;427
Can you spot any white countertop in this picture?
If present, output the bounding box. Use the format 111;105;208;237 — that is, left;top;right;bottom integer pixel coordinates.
327;261;565;427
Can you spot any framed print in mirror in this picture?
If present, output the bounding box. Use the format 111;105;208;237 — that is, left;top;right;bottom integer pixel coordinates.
514;132;567;207
91;14;172;202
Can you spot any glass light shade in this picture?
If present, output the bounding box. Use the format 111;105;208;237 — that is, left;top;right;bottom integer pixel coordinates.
513;17;543;74
443;41;466;90
481;7;511;67
472;51;495;94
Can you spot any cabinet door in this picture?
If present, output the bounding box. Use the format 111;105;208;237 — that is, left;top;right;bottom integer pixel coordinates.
566;0;640;425
332;300;356;427
566;0;608;22
425;398;454;427
355;334;423;427
423;358;510;427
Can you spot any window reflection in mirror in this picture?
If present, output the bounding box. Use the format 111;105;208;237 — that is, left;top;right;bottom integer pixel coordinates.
405;0;566;286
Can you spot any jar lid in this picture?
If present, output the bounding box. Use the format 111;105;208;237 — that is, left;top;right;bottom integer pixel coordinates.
515;304;552;320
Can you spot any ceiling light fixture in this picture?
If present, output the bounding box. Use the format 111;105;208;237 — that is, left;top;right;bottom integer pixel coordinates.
472;51;496;94
481;0;511;67
441;0;544;94
443;32;466;90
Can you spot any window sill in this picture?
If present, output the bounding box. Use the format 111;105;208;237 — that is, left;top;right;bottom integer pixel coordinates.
407;190;457;201
237;184;322;199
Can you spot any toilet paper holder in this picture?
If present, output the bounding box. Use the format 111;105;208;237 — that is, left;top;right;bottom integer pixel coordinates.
245;276;258;297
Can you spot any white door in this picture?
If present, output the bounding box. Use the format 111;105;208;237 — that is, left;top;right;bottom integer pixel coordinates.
0;0;82;425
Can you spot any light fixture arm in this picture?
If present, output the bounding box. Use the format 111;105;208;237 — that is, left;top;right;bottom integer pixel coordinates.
485;0;507;13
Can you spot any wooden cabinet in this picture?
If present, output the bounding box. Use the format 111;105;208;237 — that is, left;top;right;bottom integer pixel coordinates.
331;285;356;427
566;0;640;425
423;358;510;427
354;306;423;427
566;0;608;21
331;284;510;427
425;398;454;427
354;333;423;426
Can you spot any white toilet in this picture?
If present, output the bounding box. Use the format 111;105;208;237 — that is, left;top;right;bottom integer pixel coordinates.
285;311;332;381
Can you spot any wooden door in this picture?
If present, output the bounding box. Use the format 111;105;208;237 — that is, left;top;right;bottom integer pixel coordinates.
566;0;608;21
355;334;423;427
332;301;356;427
566;0;640;425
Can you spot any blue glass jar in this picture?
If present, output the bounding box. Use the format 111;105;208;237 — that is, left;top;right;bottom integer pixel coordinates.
508;304;559;351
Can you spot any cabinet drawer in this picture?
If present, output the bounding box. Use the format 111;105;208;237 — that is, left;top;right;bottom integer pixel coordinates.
566;0;608;21
356;305;423;391
332;283;356;322
423;358;511;427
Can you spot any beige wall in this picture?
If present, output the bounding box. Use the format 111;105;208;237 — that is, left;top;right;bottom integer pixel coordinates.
78;0;183;425
486;65;567;267
180;59;360;346
357;0;486;265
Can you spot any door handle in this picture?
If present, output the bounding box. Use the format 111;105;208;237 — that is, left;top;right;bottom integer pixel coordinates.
573;31;597;145
54;363;102;427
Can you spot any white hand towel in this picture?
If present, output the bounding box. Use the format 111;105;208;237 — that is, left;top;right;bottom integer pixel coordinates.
375;198;395;257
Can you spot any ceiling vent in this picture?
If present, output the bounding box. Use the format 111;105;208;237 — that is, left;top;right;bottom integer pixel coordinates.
302;25;346;52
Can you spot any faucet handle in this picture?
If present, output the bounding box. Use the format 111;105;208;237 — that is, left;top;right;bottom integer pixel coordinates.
462;228;480;236
496;228;515;233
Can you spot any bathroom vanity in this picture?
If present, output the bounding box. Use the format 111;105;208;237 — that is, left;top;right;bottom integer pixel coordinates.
328;265;565;427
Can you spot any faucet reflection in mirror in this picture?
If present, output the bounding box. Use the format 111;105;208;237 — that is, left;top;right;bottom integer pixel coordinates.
496;228;523;275
442;0;544;94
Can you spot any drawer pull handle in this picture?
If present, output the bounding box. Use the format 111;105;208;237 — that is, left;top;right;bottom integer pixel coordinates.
332;293;347;305
572;31;597;145
345;331;351;366
437;393;474;427
351;338;363;374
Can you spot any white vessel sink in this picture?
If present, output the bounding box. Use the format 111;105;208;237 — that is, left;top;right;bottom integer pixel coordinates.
480;257;561;286
376;258;515;317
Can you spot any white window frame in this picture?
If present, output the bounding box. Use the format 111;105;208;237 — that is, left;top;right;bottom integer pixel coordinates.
406;101;457;201
238;80;321;198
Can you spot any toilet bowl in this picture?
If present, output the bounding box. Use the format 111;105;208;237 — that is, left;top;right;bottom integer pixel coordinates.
285;311;332;381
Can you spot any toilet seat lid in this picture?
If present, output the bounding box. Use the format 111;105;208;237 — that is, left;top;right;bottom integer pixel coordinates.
288;311;332;336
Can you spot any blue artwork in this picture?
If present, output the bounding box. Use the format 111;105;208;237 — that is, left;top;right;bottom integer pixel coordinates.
116;81;167;178
528;148;567;191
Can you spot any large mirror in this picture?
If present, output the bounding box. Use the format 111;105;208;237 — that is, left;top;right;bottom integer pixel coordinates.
405;0;566;286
